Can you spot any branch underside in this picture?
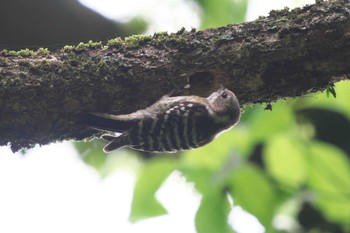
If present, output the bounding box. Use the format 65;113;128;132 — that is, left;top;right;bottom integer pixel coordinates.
1;0;350;151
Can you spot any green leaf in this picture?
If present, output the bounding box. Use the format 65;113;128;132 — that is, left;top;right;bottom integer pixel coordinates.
182;129;239;171
181;166;213;194
249;103;295;142
74;141;107;172
296;81;350;120
129;158;178;222
307;141;350;226
231;0;248;23
195;191;234;233
228;165;277;229
225;126;256;158
326;84;336;98
196;0;247;28
264;135;307;188
74;141;141;177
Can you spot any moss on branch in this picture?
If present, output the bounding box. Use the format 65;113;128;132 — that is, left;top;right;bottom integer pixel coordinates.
1;0;350;151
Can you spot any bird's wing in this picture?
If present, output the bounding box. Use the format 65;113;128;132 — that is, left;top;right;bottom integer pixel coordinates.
146;96;209;115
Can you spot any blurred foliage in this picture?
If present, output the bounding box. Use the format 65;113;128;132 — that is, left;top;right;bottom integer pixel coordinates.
195;0;248;27
130;158;179;222
72;0;350;233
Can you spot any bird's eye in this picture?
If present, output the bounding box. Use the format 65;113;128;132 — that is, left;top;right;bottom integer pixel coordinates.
221;92;228;99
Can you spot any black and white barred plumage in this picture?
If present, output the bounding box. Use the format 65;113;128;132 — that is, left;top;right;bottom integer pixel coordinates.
82;88;240;153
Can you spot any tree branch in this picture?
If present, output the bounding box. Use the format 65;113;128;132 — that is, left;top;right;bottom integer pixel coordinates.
1;0;350;151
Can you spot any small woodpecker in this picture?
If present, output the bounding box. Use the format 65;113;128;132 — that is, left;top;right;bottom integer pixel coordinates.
82;88;240;153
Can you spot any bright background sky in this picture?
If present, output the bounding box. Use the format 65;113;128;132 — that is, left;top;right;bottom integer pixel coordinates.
0;0;314;232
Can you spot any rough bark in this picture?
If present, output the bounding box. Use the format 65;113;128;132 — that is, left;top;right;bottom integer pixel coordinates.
1;0;350;151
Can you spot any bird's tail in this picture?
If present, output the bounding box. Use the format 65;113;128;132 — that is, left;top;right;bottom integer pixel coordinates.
79;112;135;133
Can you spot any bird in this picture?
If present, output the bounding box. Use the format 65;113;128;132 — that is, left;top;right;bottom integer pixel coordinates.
81;87;240;153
